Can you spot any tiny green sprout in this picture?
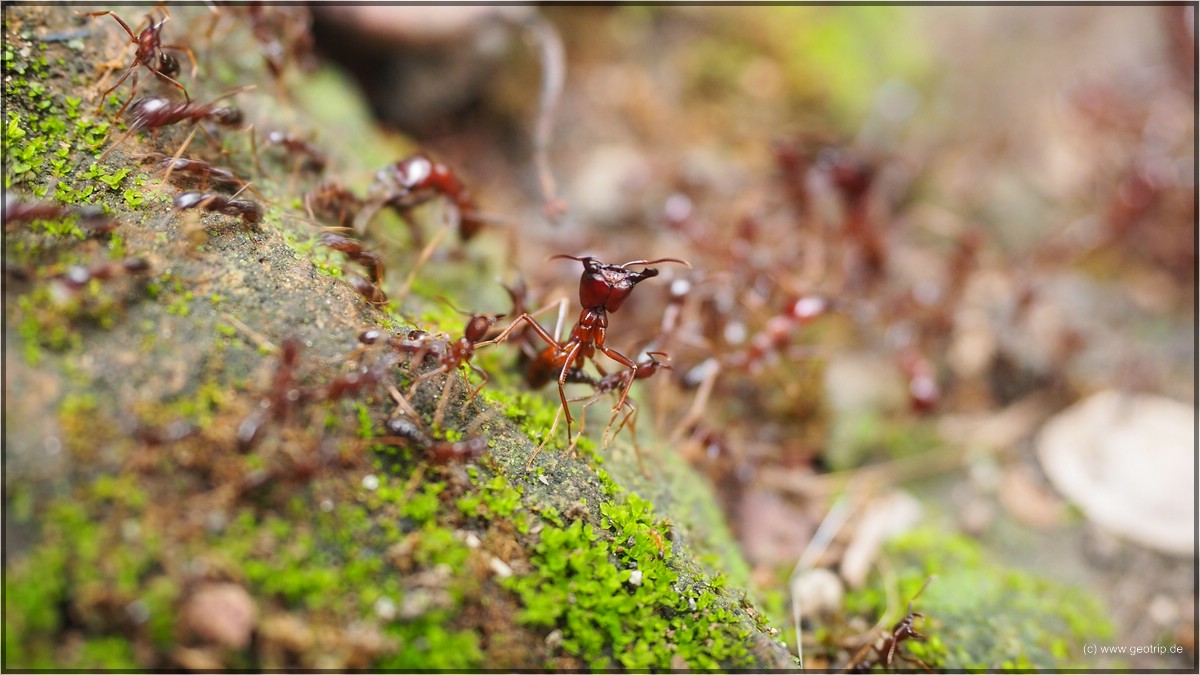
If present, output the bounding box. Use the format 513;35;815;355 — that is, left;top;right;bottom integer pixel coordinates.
122;188;144;207
98;167;130;190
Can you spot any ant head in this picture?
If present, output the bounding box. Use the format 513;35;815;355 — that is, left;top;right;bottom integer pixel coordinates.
464;313;503;342
553;255;689;313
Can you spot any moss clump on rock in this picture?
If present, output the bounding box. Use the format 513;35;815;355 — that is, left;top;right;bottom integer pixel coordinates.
841;527;1116;670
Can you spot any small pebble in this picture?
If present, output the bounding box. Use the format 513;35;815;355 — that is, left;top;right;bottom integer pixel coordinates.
489;556;513;579
181;583;257;649
627;570;643;587
374;596;397;621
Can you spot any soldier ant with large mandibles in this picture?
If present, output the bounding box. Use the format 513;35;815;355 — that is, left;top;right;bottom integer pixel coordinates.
81;10;196;118
481;255;690;450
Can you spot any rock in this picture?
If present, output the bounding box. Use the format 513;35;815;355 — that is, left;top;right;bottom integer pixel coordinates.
1036;389;1195;555
790;568;843;619
181;583;258;650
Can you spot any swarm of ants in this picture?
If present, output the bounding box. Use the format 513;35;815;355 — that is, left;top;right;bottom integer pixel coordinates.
9;4;1193;670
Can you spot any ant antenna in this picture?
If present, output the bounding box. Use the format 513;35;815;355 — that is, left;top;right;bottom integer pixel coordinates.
619;257;691;269
907;575;936;611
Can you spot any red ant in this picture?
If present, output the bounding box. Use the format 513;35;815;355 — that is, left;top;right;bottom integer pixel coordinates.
847;576;936;673
304;180;363;230
263;130;326;172
375;416;487;466
237;336;304;450
173;190;262;228
318;232;384;284
482;255;689;447
204;4;314;84
348;276;388;306
393;302;504;427
81;10;196;118
100;89;250;161
3;199;116;236
49;257;152;290
668;295;829;444
133;153;248;189
318;232;389;308
355;152;487;243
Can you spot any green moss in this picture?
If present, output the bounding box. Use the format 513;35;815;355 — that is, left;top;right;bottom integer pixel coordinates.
842;527;1116;670
398;482;445;524
504;482;762;669
71;636;138;669
379;621;482;670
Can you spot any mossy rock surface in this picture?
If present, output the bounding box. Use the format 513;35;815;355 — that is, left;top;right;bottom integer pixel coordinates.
832;527;1118;671
3;6;794;670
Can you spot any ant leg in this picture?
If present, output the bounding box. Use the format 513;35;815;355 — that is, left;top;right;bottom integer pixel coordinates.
477;312;558;350
392;216;450;306
432;373;454;431
595;344;638;412
352;197;386;236
896;653;934;673
82;11;138;40
668;357;719;444
388;384;421;420
93;64;137;115
98;123;142;162
249;125;264;177
406;363;446;399
466;363;490;402
555;342;584;436
149;68;191;102
160;127;198;187
609;401;650;477
524;406;559;472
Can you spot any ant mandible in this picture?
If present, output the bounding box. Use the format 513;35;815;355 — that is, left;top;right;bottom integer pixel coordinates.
482;255;689;446
82;11;196;118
